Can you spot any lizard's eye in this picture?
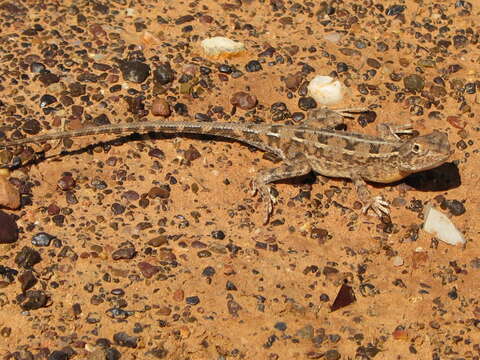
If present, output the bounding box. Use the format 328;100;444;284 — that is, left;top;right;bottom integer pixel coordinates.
412;143;421;153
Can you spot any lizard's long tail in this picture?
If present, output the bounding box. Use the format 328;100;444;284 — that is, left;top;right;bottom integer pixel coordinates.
1;120;275;151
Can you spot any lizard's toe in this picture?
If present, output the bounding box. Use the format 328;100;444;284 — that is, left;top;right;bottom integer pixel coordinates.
362;196;390;217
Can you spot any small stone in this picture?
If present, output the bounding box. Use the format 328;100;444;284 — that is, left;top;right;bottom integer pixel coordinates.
120;61;151;83
138;262;160;278
57;174;76;191
112;247;136;260
324;349;341;360
245;60;262;72
151;98;171;117
298;97;317;111
0;176;20;210
392;256;404;267
185;296;200;305
18;290;49;310
173;289;184;302
284;72;303;90
31;232;56;246
201;37;245;58
230;91;258;110
274;322;287;331
153;63;175;85
113;332;138;348
404;74;425;92
39;94;57;108
47;350;69;360
15;246;41;269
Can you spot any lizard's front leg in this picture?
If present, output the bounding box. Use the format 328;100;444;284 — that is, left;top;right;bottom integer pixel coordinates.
252;159;312;224
376;123;413;140
350;173;389;217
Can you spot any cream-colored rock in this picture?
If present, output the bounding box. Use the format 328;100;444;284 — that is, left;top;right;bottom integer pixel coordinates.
201;36;245;58
423;205;466;245
307;75;344;106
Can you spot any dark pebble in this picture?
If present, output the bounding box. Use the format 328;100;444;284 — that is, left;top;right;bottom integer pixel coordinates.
113;332;138;348
386;5;405;16
22;119;41;135
211;230;225;240
148;185;171;199
274;322;287;331
18;270;37;293
57;174;76;191
404;74;425;92
138;262;160;278
227;299;242;317
153;63;174;85
230;91;258;110
442;199;466;216
120;60;151;83
15;246;41;269
173;102;188;115
0;265;18;283
112;247;136;260
218;64;233;73
336;62;348;73
197;250;211;258
18;289;49;310
111;203;125;215
38;72;59;86
47;350;70;360
0;210;18;244
30;62;46;73
69;82;86;97
201;266;215;277
226;280;237;291
298;97;317;111
106;307;133;320
186;296;200;305
184;145;201;161
122;190;140;201
324;349;341;360
93;113;110;126
245;60;262;72
291;112;305;122
31;232;55;247
39;94;57;108
175;14;194;24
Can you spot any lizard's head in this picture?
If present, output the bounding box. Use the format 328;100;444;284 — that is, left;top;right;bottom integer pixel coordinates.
398;131;451;173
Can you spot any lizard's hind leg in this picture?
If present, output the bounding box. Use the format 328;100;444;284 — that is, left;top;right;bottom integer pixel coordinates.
252;159;312;224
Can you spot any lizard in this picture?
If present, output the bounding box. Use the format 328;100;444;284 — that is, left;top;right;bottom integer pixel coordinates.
0;108;451;223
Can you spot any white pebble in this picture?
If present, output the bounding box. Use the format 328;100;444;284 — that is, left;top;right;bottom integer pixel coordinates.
201;37;245;58
423;205;466;246
392;256;404;267
307;75;344;106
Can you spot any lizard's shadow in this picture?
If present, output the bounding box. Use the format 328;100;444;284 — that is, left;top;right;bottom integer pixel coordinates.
403;162;461;192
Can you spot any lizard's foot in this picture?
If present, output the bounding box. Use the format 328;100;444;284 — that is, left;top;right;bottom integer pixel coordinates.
251;180;276;224
362;196;390;217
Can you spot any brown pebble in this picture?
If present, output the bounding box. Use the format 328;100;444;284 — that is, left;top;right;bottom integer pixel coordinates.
151;98;171;117
173;289;184;302
284;72;303;90
0;176;20;209
230;91;258;110
0;210;18;244
138;261;160;278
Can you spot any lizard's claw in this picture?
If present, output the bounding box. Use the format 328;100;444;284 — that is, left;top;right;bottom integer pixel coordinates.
362;196;390;217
